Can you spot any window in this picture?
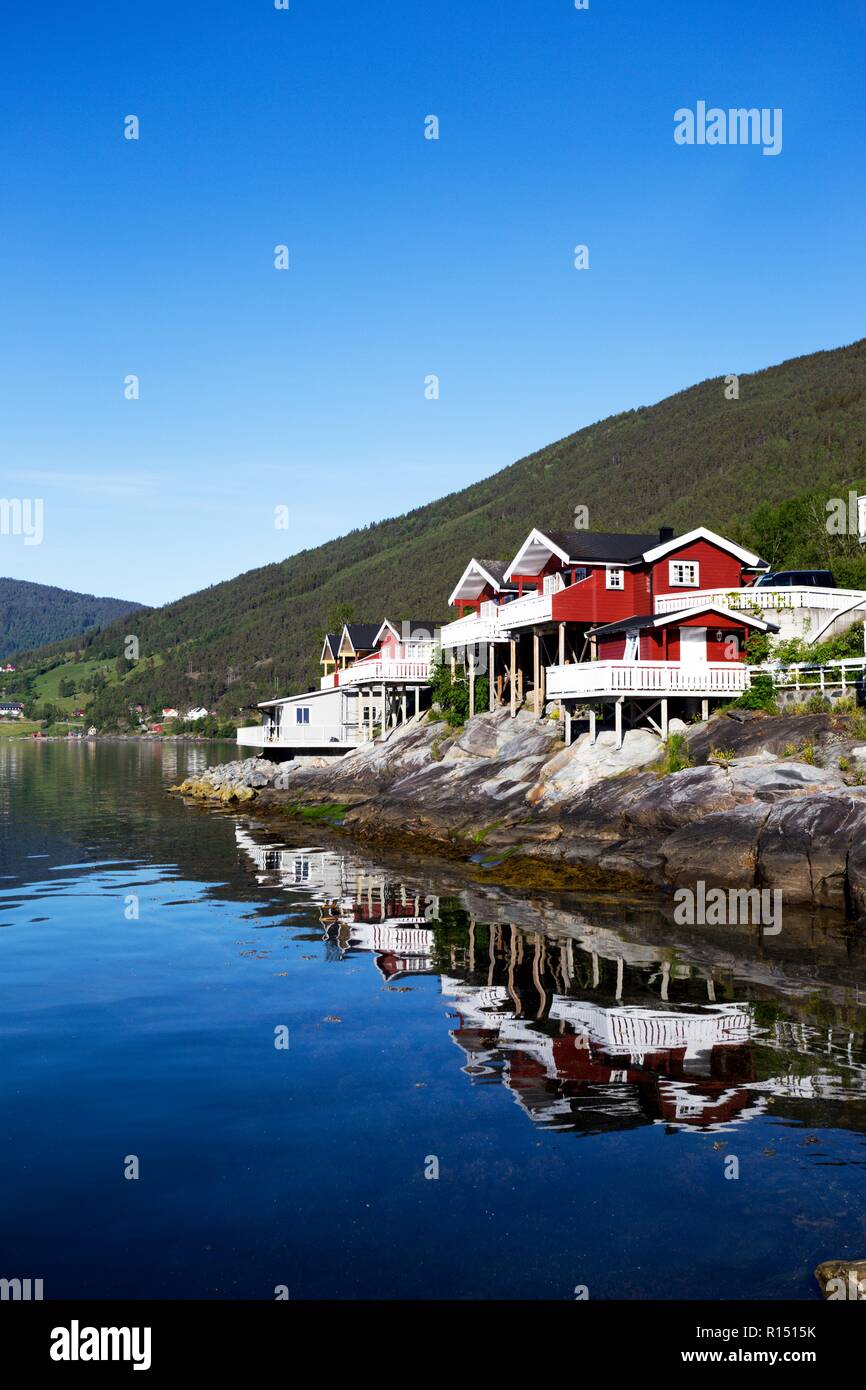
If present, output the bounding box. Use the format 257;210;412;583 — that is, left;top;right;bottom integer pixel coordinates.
623;628;639;662
295;707;310;724
669;560;699;587
606;567;624;590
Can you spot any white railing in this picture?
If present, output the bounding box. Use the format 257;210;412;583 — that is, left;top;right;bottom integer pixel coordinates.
546;660;749;699
337;657;432;686
439;612;506;649
542;572;565;597
497;589;553;628
764;657;866;693
236;725;265;747
654;586;866;616
237;723;359;748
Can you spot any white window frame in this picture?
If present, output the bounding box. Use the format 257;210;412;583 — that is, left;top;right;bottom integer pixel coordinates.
605;567;625;590
623;628;640;662
668;559;700;587
295;707;310;724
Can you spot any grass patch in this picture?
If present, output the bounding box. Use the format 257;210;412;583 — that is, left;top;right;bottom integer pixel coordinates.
467;819;504;844
655;732;692;775
285;801;349;825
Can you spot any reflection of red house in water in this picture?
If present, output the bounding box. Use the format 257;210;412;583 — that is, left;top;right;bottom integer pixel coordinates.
443;980;762;1133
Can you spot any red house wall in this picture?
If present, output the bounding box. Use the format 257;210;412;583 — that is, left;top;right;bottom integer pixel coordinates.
667;613;746;663
651;540;746;597
552;567;652;625
598;616;747;663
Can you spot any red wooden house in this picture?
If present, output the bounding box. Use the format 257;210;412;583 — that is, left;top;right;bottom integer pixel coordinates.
439;523;776;740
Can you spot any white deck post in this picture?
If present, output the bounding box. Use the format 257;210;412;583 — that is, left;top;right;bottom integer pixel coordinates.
510;639;517;718
565;707;572;746
533;633;541;717
614;697;623;750
414;686;420;717
660;698;668;740
469;650;475;719
558;621;565;665
701;698;709;720
589;707;596;744
489;643;495;711
401;689;407;724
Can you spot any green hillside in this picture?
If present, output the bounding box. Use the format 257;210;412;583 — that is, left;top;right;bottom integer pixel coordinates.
13;337;866;728
0;578;144;659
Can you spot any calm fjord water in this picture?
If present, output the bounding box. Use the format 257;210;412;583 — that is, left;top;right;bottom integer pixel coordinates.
2;740;866;1300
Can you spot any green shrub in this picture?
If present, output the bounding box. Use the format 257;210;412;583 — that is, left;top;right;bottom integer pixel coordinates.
429;655;487;727
657;733;692;775
731;672;778;713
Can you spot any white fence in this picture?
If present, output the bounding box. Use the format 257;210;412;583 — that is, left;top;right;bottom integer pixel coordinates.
336;657;432;686
654;585;866;616
546;660;749;699
765;656;866;694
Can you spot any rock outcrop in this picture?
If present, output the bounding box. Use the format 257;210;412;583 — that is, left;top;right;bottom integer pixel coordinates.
172;707;866;919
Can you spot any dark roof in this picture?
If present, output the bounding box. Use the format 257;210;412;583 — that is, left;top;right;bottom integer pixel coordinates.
475;559;518;589
592;613;657;637
381;618;441;639
543;530;659;564
342;622;382;650
593;606;779;637
321;632;340;657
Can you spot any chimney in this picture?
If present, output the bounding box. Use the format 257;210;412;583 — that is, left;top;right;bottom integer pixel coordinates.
658;526;674;544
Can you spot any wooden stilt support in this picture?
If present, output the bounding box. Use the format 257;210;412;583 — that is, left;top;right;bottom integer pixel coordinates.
589;707;596;745
510;639;517;718
565;707;572;746
468;651;475;719
701;698;709;720
660;698;668;740
614;697;623;750
488;643;495;711
558;621;565;665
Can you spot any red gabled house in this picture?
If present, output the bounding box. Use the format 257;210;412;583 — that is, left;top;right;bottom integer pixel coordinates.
439;522;776;739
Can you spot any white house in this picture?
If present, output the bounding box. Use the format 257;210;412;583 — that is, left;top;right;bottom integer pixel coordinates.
237;684;383;756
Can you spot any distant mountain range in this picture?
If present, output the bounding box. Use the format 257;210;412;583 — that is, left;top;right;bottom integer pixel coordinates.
0;579;144;660
12;336;866;725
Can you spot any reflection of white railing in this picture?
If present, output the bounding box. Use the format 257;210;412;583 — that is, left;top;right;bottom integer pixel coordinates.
546;660;748;698
550;1000;752;1058
654;585;866;616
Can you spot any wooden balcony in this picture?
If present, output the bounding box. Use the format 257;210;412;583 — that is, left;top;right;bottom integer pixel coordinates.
439;608;507;650
335;655;432;686
546;659;749;700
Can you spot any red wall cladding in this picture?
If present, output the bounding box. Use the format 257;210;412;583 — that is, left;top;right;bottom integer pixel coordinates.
552;567;652;624
651;540;746;596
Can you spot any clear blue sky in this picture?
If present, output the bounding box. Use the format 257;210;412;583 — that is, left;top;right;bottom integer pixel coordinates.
2;1;864;606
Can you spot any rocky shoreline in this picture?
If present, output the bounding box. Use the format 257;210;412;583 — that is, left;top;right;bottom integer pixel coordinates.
171;706;866;920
